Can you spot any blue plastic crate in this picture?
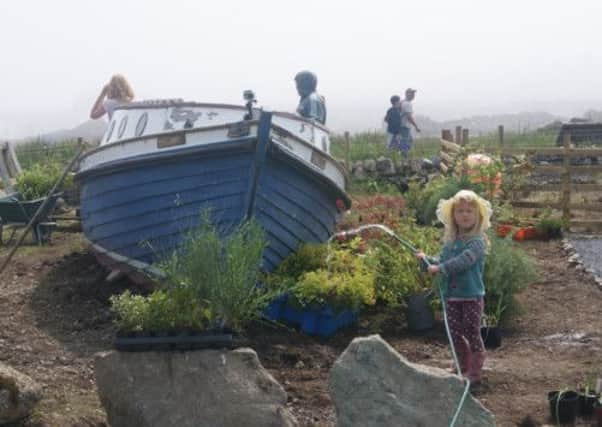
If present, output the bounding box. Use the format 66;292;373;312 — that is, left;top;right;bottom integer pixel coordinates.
264;294;358;337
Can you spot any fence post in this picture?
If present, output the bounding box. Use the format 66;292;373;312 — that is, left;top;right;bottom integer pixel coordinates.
562;131;571;226
455;126;463;145
344;131;350;172
498;125;504;147
462;128;469;145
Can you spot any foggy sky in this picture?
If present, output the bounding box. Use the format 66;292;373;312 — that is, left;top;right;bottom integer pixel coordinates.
1;0;601;138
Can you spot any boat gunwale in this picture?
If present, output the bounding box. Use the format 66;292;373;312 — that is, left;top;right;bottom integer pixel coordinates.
115;101;330;132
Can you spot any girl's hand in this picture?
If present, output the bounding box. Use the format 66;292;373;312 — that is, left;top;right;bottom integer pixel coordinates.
415;251;426;260
427;265;440;275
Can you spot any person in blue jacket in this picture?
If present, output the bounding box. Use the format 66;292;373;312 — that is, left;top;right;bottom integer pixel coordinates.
416;189;492;386
294;70;326;125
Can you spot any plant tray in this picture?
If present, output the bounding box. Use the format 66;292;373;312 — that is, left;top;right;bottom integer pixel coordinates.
114;332;234;352
265;294;358;337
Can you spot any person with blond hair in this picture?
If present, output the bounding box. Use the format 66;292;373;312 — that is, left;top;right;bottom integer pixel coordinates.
90;74;135;120
416;190;492;387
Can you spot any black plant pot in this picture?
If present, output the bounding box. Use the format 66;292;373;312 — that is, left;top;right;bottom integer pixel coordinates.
480;326;502;349
548;390;578;424
114;330;234;352
578;389;598;417
406;292;434;333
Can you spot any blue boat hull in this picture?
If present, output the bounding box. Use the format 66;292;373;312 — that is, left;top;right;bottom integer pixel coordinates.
77;120;349;275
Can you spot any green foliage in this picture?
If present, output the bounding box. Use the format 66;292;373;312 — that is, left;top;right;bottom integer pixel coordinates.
483;232;538;325
535;210;564;240
109;289;210;333
15;162;73;200
264;243;327;289
370;219;441;306
158;211;272;332
405;175;482;225
266;239;376;313
329;132;440;162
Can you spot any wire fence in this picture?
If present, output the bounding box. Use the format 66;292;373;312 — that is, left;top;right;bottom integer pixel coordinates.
14;139;89;170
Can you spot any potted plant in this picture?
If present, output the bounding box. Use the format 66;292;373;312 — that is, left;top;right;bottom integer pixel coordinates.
535;213;564;240
480;312;502;349
577;381;598;417
110;213;274;350
594;395;602;427
264;239;376;337
548;388;579;424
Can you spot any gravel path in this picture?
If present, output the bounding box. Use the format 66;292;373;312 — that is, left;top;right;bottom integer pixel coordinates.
568;234;602;278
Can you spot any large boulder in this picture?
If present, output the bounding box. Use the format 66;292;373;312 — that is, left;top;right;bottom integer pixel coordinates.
94;348;298;427
0;362;43;425
329;335;495;427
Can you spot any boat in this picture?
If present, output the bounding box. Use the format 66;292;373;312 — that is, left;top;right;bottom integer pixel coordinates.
75;96;350;281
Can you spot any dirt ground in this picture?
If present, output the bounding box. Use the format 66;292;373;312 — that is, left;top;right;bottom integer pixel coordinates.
1;229;602;427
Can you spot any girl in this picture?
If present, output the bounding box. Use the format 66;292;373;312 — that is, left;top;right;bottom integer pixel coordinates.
90;74;135;120
416;189;492;385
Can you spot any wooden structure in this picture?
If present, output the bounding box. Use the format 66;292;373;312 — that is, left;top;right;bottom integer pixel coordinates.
440;128;602;231
0;142;22;193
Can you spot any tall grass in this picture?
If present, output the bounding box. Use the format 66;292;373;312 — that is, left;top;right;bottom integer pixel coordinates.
330;131;441;162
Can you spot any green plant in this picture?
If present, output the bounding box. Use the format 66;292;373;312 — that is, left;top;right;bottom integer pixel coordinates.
483;232;538;324
370;218;441;306
406;175;482;225
109;288;211;333
15;162;74;200
266;239;377;313
109;290;150;332
535;210;564;240
158;211;272;332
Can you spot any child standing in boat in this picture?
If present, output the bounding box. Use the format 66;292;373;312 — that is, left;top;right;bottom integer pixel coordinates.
416;189;492;386
90;74;135;120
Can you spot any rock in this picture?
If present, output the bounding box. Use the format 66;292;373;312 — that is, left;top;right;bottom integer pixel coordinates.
409;159;423;174
353;162;365;179
329;335;495;427
375;157;395;175
364;159;376;173
94;349;298;427
0;362;43;425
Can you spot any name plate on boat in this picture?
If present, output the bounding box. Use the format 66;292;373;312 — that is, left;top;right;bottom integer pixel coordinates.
227;122;251;138
310;149;327;170
157;133;185;149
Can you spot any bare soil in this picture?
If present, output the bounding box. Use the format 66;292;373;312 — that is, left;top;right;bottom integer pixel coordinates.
2;230;602;427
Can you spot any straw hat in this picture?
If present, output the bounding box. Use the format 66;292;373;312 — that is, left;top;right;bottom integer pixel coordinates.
436;190;493;231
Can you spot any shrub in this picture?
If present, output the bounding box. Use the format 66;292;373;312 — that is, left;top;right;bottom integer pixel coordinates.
158;211;272;332
15;162;74;200
370;218;441;306
406;175;482;225
290;239;376;312
535;211;564;240
110;288;210;333
483;232;538;325
266;238;376;313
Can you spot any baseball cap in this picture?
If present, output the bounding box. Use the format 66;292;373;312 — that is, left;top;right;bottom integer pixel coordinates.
405;88;417;94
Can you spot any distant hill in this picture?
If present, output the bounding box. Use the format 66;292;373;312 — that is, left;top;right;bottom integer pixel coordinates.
17;120;107;144
415;111;566;137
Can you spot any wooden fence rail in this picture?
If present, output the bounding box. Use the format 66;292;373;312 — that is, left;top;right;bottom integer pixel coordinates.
439;129;602;231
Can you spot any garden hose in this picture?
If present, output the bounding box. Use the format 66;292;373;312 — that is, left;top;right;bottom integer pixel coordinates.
331;224;471;427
